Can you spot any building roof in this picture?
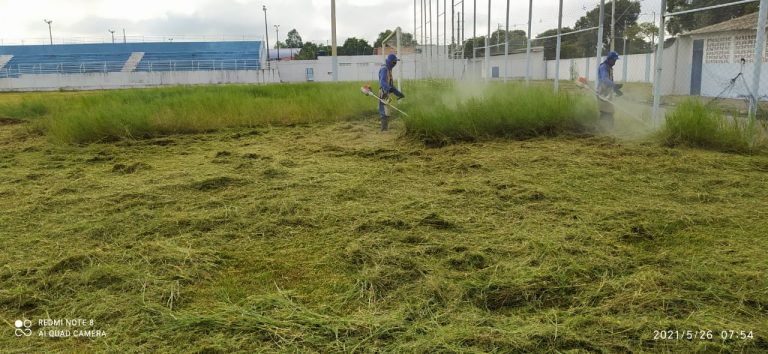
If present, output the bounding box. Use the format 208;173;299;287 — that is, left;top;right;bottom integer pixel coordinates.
685;12;762;36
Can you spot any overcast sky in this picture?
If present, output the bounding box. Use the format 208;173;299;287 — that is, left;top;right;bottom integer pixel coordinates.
0;0;662;46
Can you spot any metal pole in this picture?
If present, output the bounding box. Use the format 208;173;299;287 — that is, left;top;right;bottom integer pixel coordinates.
123;29;126;44
275;25;280;60
473;0;477;61
525;0;532;85
44;20;53;45
263;6;270;65
429;0;433;61
596;0;605;85
555;0;563;91
485;0;490;80
750;0;768;118
610;0;616;52
397;27;403;90
437;0;440;60
445;0;448;59
504;0;509;82
451;0;455;58
623;20;628;81
109;29;115;44
461;0;465;53
651;0;667;127
331;0;338;81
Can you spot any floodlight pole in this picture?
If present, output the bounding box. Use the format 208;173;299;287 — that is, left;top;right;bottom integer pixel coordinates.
750;0;768;118
651;0;667;127
331;0;338;81
555;0;563;91
525;0;532;85
109;29;115;44
44;19;53;45
274;25;280;60
596;0;605;83
263;6;270;66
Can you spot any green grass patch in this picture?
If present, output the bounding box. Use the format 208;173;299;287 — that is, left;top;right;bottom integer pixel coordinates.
0;84;376;143
658;99;768;153
0;118;766;352
401;81;598;145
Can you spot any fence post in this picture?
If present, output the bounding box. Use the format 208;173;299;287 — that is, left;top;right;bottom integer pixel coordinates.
750;0;768;118
555;0;563;91
525;0;533;85
652;0;667;127
595;0;605;87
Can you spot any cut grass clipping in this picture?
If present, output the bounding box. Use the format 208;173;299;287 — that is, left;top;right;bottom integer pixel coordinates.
401;81;598;145
658;99;768;153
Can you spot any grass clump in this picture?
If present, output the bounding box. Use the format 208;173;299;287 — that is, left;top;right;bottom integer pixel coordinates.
402;82;598;145
659;99;767;153
0;83;375;143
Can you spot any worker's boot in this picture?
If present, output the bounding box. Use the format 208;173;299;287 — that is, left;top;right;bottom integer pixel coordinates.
380;116;389;131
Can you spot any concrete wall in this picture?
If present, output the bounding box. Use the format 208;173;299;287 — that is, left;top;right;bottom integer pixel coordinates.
0;69;279;91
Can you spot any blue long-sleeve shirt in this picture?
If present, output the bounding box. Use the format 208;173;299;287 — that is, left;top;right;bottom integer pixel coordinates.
598;62;614;92
378;65;402;97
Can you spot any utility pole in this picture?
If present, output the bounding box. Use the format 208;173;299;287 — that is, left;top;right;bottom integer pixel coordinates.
123;29;126;44
504;0;509;82
263;6;270;64
274;25;280;60
44;19;53;45
109;29;115;44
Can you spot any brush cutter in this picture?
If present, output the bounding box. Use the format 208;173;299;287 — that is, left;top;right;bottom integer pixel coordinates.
360;85;409;117
576;77;614;104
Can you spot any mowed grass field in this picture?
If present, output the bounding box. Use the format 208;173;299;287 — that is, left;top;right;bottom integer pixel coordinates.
0;83;767;352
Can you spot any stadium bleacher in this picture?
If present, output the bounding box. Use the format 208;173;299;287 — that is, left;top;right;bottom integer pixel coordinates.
0;41;262;78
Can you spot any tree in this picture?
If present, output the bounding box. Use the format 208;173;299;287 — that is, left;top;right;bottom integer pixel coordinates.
285;29;303;48
536;28;583;60
339;37;374;56
574;0;642;56
373;30;418;48
295;42;318;60
666;0;758;35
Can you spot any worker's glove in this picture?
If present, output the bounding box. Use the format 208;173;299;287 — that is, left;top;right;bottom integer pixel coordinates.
396;92;405;100
613;87;624;97
613;83;623;90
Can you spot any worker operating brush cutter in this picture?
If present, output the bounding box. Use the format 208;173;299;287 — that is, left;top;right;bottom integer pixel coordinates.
575;51;625;131
366;54;405;131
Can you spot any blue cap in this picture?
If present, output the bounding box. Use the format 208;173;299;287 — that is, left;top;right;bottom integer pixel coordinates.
607;51;620;61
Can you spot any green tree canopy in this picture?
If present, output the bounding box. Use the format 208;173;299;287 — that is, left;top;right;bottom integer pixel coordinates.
666;0;758;35
339;37;374;56
295;42;318;60
285;29;303;48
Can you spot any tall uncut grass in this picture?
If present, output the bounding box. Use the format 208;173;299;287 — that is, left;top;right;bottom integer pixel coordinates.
0;83;374;143
659;99;767;153
401;81;598;145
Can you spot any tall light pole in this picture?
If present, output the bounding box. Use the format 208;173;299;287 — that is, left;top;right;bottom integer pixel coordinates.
108;29;116;44
274;25;280;60
331;0;338;81
610;0;616;52
263;5;270;63
44;19;53;45
123;29;127;44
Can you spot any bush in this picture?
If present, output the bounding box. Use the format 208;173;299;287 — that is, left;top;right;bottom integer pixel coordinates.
658;100;767;153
